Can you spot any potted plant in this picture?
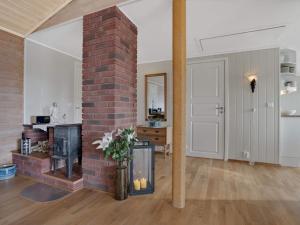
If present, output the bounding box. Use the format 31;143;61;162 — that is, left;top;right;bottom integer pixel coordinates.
92;127;137;200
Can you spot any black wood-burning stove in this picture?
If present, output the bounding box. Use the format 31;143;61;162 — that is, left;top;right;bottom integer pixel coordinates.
51;124;82;179
129;141;155;195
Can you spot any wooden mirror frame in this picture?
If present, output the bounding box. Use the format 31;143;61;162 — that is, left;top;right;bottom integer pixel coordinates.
145;73;167;121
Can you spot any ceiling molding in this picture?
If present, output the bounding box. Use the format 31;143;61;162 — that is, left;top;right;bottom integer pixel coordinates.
26;38;82;61
0;25;24;38
118;0;142;7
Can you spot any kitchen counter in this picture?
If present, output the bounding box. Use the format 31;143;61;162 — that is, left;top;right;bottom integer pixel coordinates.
281;115;300;118
32;123;81;131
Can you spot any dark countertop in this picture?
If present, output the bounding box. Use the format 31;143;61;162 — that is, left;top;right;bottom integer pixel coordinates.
281;115;300;118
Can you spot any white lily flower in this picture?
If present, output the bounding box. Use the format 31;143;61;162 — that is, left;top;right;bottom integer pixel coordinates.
127;133;134;142
104;132;113;142
92;131;114;151
92;140;101;145
117;128;123;136
96;142;104;149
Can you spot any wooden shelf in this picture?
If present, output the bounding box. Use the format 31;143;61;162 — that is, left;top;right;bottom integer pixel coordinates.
281;73;299;77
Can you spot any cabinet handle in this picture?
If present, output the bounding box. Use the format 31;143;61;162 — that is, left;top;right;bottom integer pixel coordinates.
143;130;147;132
155;130;159;133
155;138;159;140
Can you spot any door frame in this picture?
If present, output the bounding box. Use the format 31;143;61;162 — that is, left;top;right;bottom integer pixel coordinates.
186;57;229;161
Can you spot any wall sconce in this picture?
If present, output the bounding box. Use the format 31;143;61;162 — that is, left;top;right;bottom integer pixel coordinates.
247;74;257;93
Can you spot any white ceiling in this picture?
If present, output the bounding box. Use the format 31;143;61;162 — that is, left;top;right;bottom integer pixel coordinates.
27;18;83;60
27;0;300;64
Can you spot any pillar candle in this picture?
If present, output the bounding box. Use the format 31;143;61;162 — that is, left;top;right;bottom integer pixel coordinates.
140;178;147;189
134;179;141;191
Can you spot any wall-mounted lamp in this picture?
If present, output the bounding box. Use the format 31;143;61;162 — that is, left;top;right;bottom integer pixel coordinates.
247;74;257;93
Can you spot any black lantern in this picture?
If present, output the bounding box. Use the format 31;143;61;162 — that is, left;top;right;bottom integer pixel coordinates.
129;141;155;195
247;74;257;93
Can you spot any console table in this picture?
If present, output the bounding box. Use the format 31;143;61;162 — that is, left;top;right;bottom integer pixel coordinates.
137;126;172;159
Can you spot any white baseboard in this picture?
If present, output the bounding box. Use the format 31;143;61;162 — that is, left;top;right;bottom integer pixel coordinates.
280;156;300;167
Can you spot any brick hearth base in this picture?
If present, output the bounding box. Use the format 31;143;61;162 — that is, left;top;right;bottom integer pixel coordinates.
12;151;83;192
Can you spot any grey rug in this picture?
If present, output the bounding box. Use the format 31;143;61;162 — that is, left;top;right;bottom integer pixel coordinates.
20;183;70;202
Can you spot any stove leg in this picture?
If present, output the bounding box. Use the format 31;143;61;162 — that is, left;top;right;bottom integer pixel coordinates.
66;159;73;179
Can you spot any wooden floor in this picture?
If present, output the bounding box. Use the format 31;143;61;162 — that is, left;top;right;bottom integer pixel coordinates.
1;155;300;225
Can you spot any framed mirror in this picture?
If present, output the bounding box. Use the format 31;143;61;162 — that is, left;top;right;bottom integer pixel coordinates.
145;73;167;121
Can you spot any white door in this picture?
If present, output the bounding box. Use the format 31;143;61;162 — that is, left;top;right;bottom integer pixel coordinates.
74;61;82;123
187;60;225;159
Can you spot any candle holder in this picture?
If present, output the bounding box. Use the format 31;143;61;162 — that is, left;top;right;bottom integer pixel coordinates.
129;141;155;195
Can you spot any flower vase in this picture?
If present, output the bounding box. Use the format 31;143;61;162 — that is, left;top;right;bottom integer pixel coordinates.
115;164;128;200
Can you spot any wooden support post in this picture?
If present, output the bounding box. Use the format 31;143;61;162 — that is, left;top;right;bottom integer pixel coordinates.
172;0;186;208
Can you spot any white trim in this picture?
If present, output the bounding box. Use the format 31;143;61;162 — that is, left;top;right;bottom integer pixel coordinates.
186;57;229;161
25;38;82;61
138;45;280;65
118;0;141;27
224;58;230;161
30;16;83;35
118;0;142;7
275;48;280;165
0;26;24;38
280;156;300;167
23;40;28;124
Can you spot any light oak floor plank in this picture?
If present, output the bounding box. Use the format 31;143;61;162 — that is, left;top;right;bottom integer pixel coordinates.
1;155;300;225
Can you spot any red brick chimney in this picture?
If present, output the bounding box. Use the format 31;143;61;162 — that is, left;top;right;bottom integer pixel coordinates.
81;6;137;192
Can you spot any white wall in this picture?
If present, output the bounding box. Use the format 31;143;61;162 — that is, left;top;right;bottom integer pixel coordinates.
280;117;300;167
24;40;81;124
138;48;280;164
224;49;279;163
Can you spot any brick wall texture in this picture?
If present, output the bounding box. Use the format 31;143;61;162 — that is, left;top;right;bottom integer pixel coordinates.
82;6;137;192
0;30;24;164
22;126;48;145
12;152;83;192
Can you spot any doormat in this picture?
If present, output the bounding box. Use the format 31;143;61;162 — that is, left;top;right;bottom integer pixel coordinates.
20;183;70;203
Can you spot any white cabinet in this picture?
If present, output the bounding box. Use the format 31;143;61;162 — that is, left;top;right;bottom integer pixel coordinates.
280;117;300;167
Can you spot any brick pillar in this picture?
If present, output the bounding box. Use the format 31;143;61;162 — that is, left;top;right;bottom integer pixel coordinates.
82;6;137;192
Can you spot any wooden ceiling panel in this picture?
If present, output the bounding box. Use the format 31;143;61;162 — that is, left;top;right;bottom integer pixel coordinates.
37;0;128;31
0;0;73;37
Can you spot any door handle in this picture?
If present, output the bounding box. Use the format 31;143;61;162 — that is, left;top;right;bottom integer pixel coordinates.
216;106;224;114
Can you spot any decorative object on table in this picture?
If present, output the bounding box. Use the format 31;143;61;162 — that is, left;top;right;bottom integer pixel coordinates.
0;164;16;180
281;81;297;95
21;138;32;155
51;124;82;179
50;102;59;124
93;127;137;201
280;49;297;76
148;119;161;128
281;110;297;116
129;140;155;195
31;116;50;125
